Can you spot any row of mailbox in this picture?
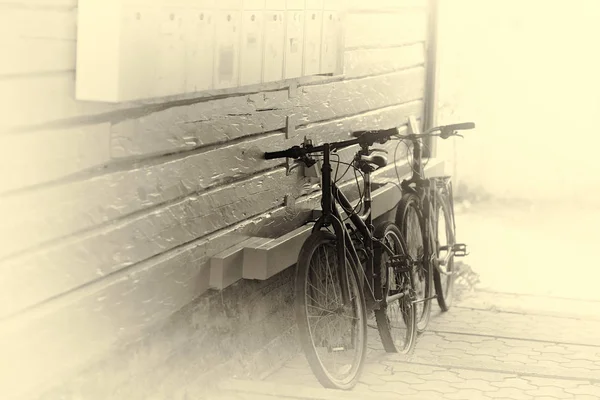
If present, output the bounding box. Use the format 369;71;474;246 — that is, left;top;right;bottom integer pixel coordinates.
76;1;345;102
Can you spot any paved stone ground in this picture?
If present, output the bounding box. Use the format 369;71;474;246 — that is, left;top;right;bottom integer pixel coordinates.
214;201;600;400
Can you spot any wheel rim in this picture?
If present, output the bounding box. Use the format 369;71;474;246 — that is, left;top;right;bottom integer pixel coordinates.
380;229;415;352
404;205;428;328
437;204;454;302
304;243;365;386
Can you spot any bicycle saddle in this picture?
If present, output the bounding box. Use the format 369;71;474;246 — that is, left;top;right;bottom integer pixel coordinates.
360;154;388;169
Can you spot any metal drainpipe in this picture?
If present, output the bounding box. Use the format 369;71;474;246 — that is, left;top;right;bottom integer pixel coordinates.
423;0;440;158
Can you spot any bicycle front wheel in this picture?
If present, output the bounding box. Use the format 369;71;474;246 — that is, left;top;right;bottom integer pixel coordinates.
373;222;417;354
397;193;433;333
295;231;368;390
434;192;456;311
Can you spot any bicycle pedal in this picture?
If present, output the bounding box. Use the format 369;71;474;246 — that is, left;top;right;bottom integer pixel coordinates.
389;255;414;272
453;243;469;257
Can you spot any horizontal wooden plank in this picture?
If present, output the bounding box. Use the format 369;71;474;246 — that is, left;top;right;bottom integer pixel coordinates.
110;90;291;159
112;68;424;159
345;9;428;49
296;99;424;140
344;44;425;78
299;67;425;125
0;155;444;400
0;124;110;194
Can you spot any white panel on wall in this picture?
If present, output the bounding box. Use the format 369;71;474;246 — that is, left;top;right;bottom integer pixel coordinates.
184;8;215;93
154;8;187;97
214;5;242;89
119;6;158;101
75;0;345;102
284;7;305;79
320;9;339;74
303;1;323;76
263;6;285;82
240;1;265;86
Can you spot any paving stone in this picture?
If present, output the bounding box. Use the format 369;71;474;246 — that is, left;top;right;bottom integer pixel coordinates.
565;384;600;397
454;370;515;382
444;389;489;400
379;373;426;385
378;361;444;375
369;382;419;396
450;379;502;392
485;388;534;399
490;377;537;391
408;381;459;394
358;372;386;386
523;376;584;389
527;386;580;399
426;370;464;383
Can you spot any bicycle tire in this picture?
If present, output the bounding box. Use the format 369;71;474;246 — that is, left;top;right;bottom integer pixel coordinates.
295;231;368;390
396;192;433;333
373;221;418;354
433;192;456;311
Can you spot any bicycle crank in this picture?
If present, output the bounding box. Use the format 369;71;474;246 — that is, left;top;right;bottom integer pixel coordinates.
411;294;438;305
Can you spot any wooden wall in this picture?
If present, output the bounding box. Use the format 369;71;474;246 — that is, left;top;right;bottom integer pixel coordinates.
0;0;431;398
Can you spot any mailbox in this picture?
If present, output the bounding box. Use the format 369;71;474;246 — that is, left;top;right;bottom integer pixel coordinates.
263;1;285;82
118;6;158;101
284;1;305;79
184;6;216;93
153;7;187;97
303;0;323;76
214;1;242;89
76;0;345;102
320;2;340;74
240;0;265;86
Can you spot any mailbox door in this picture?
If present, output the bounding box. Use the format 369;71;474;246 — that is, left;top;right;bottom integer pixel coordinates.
214;10;241;89
284;9;305;79
262;9;285;82
185;9;215;93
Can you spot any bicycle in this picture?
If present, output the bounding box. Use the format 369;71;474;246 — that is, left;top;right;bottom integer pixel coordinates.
395;119;475;327
264;128;418;389
262;122;474;389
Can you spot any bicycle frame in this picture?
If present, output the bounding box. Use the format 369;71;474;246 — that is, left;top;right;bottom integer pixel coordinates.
311;143;396;308
402;133;457;275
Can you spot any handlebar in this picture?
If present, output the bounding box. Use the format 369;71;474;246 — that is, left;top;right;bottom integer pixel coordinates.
263;122;475;161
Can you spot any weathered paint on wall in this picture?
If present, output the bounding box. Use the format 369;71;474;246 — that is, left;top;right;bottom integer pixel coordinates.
0;0;433;398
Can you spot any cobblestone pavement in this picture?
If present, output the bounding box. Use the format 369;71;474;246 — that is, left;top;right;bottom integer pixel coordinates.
217;202;600;399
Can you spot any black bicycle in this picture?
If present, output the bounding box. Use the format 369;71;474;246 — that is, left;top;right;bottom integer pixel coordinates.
263;123;473;389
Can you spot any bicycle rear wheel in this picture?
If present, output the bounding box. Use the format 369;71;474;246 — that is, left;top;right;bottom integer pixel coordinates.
397;193;433;333
433;192;456;311
295;231;367;390
373;222;417;353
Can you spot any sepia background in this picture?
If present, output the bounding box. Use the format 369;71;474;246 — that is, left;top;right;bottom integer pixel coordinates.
1;1;599;399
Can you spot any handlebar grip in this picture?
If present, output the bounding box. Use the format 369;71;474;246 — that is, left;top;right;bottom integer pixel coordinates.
444;122;475;131
264;149;293;160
